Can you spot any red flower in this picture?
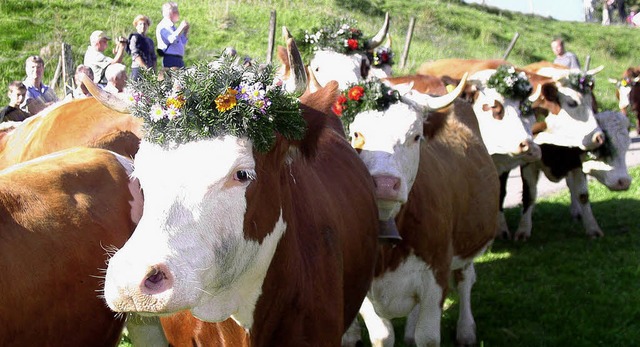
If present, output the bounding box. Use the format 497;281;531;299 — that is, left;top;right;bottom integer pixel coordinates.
332;95;348;116
348;86;365;101
347;39;359;50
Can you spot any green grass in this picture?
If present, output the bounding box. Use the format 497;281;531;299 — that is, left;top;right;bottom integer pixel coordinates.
368;165;640;347
2;1;636;345
0;0;639;128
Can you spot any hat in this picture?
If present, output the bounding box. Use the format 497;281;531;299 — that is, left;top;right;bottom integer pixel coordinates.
90;30;111;43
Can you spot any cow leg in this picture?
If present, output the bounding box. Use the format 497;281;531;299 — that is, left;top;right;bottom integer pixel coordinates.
357;297;395;347
341;315;363;347
496;171;511;239
404;306;419;346
125;313;168;346
454;264;477;346
411;278;444;347
514;164;539;241
566;168;604;238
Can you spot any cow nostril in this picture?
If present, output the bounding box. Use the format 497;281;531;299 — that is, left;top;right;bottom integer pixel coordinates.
594;133;605;146
619;178;632;189
519;141;529;152
143;265;172;294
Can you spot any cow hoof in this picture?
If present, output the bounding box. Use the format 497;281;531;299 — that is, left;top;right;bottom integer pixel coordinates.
587;230;604;239
498;230;511;240
513;232;530;242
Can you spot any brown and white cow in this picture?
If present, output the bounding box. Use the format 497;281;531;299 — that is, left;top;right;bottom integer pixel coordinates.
306;13;390;90
0;97;143;170
0;147;142;346
339;78;499;346
609;66;640;130
102;61;381;346
508;65;615;240
411;60;542;239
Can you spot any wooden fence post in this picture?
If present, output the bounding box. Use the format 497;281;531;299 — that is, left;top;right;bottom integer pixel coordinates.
266;10;277;64
502;32;520;60
399;17;415;70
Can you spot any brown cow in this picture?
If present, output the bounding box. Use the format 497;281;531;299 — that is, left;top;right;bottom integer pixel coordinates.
102;56;380;346
336;77;498;346
0;147;142;346
0;97;143;170
610;66;640;130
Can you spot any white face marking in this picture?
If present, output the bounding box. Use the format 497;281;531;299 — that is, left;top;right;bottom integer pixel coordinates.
104;136;287;328
309;51;365;90
349;103;424;220
618;85;631;109
534;87;603;150
472;88;534;156
583;111;632;190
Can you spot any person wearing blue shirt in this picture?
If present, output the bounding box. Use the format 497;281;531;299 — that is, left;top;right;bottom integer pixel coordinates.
156;2;189;69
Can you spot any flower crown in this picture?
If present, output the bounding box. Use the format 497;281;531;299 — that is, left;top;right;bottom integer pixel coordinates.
129;57;305;152
565;72;595;94
332;79;401;133
297;18;366;60
369;46;394;67
487;65;533;100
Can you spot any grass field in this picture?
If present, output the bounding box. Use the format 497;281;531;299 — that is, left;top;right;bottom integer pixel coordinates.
1;1;638;345
0;0;639;127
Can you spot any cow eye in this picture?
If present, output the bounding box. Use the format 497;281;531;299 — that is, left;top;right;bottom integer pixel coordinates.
414;134;424;142
567;100;578;108
233;169;256;182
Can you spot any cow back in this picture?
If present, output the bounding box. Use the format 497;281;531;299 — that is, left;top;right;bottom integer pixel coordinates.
417;58;510;79
0;97;143;170
0;147;139;346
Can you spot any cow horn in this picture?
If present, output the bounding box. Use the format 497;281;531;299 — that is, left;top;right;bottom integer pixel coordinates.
608;78;619;84
80;73;131;113
424;72;467;111
528;84;542;103
306;66;322;93
366;12;390;50
586;65;604;75
283;26;307;96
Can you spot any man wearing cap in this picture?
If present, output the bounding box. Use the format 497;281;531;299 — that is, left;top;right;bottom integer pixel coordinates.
83;30;127;85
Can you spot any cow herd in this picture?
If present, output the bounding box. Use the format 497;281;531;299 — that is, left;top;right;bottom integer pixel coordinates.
0;13;635;347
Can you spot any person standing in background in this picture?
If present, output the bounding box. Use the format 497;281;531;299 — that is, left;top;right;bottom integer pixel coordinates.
84;30;127;85
128;15;157;81
21;55;58;115
156;2;189;70
551;38;581;70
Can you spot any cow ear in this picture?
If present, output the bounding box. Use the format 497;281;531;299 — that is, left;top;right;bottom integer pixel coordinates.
293;81;341;159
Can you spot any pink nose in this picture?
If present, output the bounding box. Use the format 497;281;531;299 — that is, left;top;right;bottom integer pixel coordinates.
373;175;401;200
142;263;173;295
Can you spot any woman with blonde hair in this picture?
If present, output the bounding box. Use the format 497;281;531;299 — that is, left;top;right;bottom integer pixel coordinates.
127;14;157;80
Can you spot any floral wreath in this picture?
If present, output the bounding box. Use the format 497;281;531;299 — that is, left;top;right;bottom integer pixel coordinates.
565;72;595;94
487;65;533;101
297;18;366;60
368;46;394;67
332;78;401;133
128;57;305;152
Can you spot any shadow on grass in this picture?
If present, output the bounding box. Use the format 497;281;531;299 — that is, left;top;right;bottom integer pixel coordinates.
359;198;640;346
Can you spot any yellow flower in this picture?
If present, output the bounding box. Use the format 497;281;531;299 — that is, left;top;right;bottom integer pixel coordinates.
166;94;186;109
215;88;238;112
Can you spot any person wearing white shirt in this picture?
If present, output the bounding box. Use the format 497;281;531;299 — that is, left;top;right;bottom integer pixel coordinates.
156;2;189;69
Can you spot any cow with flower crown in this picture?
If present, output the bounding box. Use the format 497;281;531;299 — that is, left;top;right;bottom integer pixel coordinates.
330;74;500;347
296;13;392;90
90;29;449;345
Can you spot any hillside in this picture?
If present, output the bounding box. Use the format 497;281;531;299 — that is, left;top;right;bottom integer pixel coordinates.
0;0;637;118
